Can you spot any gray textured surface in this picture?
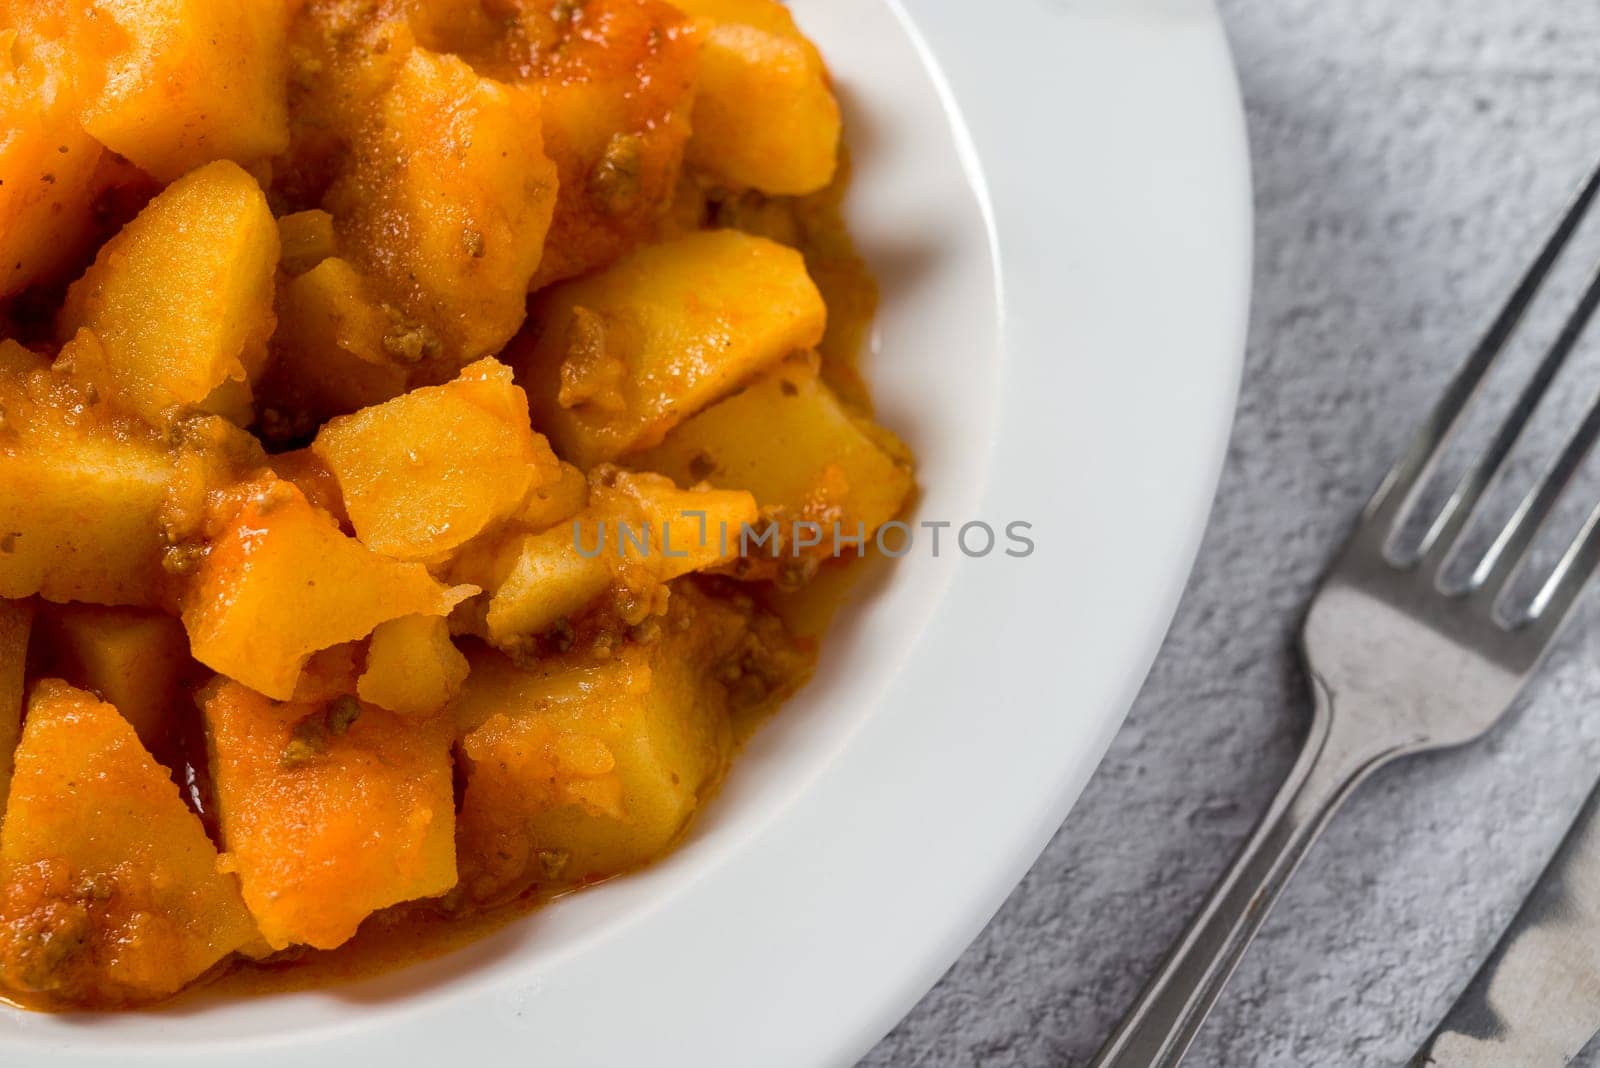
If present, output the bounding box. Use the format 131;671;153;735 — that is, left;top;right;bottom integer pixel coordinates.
866;2;1600;1066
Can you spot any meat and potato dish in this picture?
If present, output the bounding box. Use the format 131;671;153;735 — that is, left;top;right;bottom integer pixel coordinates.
0;0;912;1009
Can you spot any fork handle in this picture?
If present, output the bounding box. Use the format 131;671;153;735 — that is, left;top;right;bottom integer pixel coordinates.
1089;677;1404;1067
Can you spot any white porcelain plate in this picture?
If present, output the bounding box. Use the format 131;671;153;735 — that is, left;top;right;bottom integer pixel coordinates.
0;1;1251;1063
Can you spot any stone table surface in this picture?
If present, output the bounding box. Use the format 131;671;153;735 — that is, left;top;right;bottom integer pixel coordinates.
866;2;1600;1065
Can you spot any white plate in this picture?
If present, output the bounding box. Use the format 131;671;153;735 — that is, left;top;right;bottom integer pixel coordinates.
0;1;1250;1063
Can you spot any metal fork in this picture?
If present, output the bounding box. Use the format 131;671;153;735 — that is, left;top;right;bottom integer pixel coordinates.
1091;161;1600;1068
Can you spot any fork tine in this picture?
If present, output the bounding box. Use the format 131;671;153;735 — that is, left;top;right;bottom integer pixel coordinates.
1473;374;1600;598
1365;160;1600;537
1422;261;1600;574
1525;500;1600;641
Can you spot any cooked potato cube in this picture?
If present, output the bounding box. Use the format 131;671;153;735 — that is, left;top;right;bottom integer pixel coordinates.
516;460;591;532
454;587;751;901
0;93;104;297
0;599;33;814
511;230;826;465
277;209;338;275
477;526;614;644
40;605;191;750
675;0;840;195
182;480;475;700
155;412;272;552
271;0;418;209
0;339;42;377
587;469;759;582
74;0;290;182
203;681;457;950
325;47;558;365
0;363;175;607
455;471;754;645
357;615;469;720
633;353;913;547
518;0;699;287
312;359;561;562
58;160;279;427
260;257;413;428
195;376;257;428
668;0;800;33
0;680;257;1006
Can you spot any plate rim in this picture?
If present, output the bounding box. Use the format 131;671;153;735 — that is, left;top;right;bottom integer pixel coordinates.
826;0;1254;1060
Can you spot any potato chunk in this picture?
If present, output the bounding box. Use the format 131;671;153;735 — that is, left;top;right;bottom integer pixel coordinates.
586;469;758;583
0;681;256;1007
675;0;840;195
325;47;558;366
522;0;700;287
260;257;414;428
0;599;33;814
59;160;279;427
312;359;561;562
39;605;191;750
271;0;419;208
453;471;754;646
633;353;913;550
470;526;614;646
453;587;752;902
0;360;175;607
203;681;457;950
517;459;590;531
357;615;469;720
277;209;337;275
73;0;290;181
511;230;826;466
0;94;104;297
182;480;475;700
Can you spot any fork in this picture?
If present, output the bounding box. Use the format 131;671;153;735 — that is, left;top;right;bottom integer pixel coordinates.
1090;161;1600;1068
